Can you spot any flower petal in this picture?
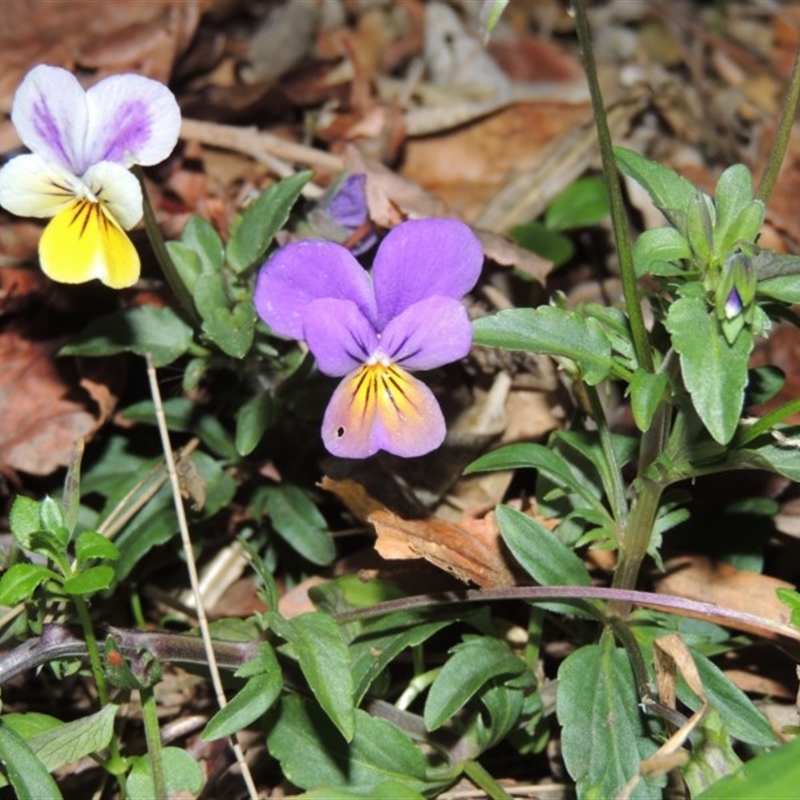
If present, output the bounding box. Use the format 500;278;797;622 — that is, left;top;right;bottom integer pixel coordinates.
322;363;445;458
380;295;472;370
303;298;379;376
82;162;143;229
372;218;483;328
254;239;377;339
0;154;78;218
39;200;140;288
84;74;181;168
11;65;88;174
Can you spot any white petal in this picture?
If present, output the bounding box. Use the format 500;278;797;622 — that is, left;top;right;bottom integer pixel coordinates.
84;74;181;168
82;162;143;230
0;154;78;218
11;65;88;174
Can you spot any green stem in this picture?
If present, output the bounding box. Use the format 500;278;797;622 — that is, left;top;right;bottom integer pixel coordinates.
73;596;127;797
611;477;664;617
572;0;653;373
73;595;110;706
134;166;200;328
140;686;167;800
756;42;800;204
463;759;514;800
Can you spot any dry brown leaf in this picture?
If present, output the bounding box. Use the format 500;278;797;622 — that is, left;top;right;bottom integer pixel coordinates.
401;100;590;222
654;555;794;631
369;508;516;589
0;0;206;106
0;330;116;476
321;476;517;588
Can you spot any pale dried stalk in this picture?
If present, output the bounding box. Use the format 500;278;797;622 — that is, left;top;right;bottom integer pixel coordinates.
145;353;259;800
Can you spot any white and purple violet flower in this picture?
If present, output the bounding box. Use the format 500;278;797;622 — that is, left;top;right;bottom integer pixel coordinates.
0;65;181;288
254;218;483;459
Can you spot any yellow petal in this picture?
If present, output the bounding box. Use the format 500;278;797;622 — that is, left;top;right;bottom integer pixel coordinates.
322;362;445;458
39;199;140;289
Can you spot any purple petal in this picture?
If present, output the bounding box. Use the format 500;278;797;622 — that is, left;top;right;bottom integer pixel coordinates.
380;296;472;370
325;174;368;229
254;240;377;339
12;65;88;174
372;218;483;329
321;364;446;458
303;298;379;376
84;74;181;168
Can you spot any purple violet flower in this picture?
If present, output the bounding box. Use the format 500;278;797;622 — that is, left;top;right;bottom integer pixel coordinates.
254;218;483;458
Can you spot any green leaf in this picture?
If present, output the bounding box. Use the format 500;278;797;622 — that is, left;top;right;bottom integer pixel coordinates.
752;249;800;280
40;497;64;534
481;0;510;39
714;165;754;233
350;615;452;704
716;200;764;257
695;733;800;800
614;146;698;230
181;215;225;272
678;651;776;747
665;296;752;444
756;274;800;304
61;305;194;367
122;397;237;460
629;369;670;431
469;677;528;751
112;451;236;580
193;269;228;318
557;639;664;799
496;505;592;587
267;696;429;794
263;484;335;566
632;227;691;277
126;747;204;800
165;241;203;293
0;719;62;799
424;637;526;731
776;587;800;628
203;647;282;740
0;564;60;606
268;611;355;742
26;704;117;774
473;306;617;384
466;442;607;514
510;221;574;266
684;191;716;260
746;366;784;407
201;301;256;359
8;496;42;549
75;531;119;564
729;430;800;482
235;393;276;456
62;565;115;596
226;171;313;272
545;176;609;231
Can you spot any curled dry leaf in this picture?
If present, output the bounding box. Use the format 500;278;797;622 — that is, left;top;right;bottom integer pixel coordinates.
0;329;118;476
321;476;517;589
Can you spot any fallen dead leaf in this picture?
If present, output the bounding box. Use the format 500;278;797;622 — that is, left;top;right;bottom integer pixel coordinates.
0;329;118;476
654;555;794;631
322;476;518;588
0;0;207;105
401;100;591;222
